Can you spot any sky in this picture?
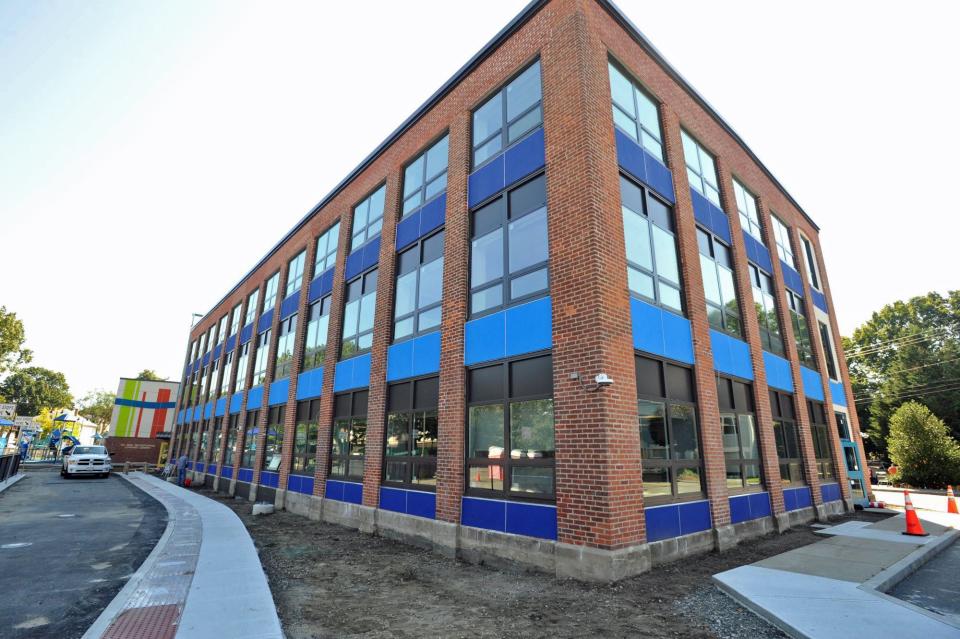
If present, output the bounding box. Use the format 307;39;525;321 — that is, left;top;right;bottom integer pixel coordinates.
1;0;958;402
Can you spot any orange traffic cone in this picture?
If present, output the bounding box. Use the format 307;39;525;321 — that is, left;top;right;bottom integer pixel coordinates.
947;486;959;515
902;490;929;536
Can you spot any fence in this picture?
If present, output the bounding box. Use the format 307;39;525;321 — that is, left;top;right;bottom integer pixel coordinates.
0;453;21;482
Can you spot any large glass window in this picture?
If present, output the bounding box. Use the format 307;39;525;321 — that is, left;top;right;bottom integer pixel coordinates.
403;135;449;216
315;221;341;275
467;355;554;499
800;235;821;291
749;263;784;356
331;391;367;481
274;314;297;379
470;174;548;316
262;405;284;472
636;355;702;502
341;269;378;358
293;399;319;476
608;60;663;161
208;359;220;401
198;420;210;463
819;321;839;381
241;409;259;468
808;400;834;481
252;329;271;386
303;295;331;370
286;250;306;298
718;376;762;492
198;367;209;404
733;178;763;241
245;289;260;326
234;342;250;393
770;391;804;485
835;411;851;441
216;314;228;345
224;414;239;466
621;175;682;313
263;272;280;312
787;290;815;368
698;228;742;337
351;185;386;251
384;377;439;489
230;303;242;337
681;130;720;206
394;231;444;340
473;60;542;167
219;351;233;398
771;215;795;268
212;419;224;465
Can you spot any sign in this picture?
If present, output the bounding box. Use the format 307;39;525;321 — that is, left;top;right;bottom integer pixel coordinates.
110;378;180;439
0;403;15;419
14;416;38;433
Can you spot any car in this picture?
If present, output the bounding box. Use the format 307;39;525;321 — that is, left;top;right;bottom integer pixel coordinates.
61;445;112;479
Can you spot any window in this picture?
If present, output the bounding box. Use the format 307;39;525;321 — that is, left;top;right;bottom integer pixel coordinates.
748;264;784;356
286;250;306;298
292;400;319;476
241;410;258;468
198;367;208;404
274;314;297;379
198;420;209;462
819;321;839;380
253;329;271;386
245;289;260;326
234;342;250;393
770;215;795;268
608;61;663;160
204;327;214;354
314;221;341;276
636;355;702;502
212;422;223;464
262;405;284;472
621;175;682;313
800;235;821;291
733;179;763;240
473;60;542;166
230;303;242;337
331;391;367;481
394;231;444;340
224;415;239;466
341;269;378;358
208;359;219;400
470;174;548;316
303;295;331;370
351;185;386;251
217;314;228;345
384;377;438;489
189;369;199;405
681;130;720;206
718;376;762;492
786;290;815;368
698;228;741;336
770;390;804;485
808;400;834;481
219;351;233;398
467;355;554;499
403;135;449;216
835;411;851;440
263;272;280;313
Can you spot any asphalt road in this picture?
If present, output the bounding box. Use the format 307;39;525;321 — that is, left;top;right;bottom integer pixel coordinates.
0;467;167;639
890;537;960;626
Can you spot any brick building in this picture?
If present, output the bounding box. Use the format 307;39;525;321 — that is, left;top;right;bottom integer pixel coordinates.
171;0;871;580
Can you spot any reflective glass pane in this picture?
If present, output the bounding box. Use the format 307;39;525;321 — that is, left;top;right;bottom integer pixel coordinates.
721;414;739;460
426;136;449;178
628;267;655;299
393;317;413;340
638;400;667;459
424;172;447;200
642;467;671;498
418;257;443;307
418;307;441;332
700;256;722;305
359;292;377;333
385;413;410;456
471;285;502;314
357;332;372;352
468;404;504;458
506;61;541;121
726;463;743;489
613;107;638;141
508;206;548;273
469;463;504;491
507;106;542;143
510;466;553;496
404;156;424;198
471;228;503;287
608;63;635;117
415;411;438;457
739;414;759;459
623;207;653;270
509;399;554;458
385;461;406;483
651;225;678;283
670;404;699;460
676;467;702;494
660;283;682;313
394;271;417;319
474;137;501;166
510;268;548;300
473;94;502;145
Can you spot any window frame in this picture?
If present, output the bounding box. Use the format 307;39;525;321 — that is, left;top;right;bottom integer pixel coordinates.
808;400;835;481
770;390;805;485
748;263;785;356
274;313;297;380
244;289;260;326
263;272;280;313
252;329;271;387
786;289;815;368
717;375;763;494
286;250;307;298
402;133;449;217
350;184;387;252
818;320;839;381
302;294;332;371
771;214;796;268
681;130;721;206
292;399;320;477
224;414;239;466
261;405;285;472
340;267;378;359
607;59;664;161
383;375;439;491
230;303;242;337
314;221;341;276
216;313;229;345
393;229;444;342
233;341;250;393
241;409;259;469
472;59;543;169
800;234;821;291
330;390;368;482
697;227;743;337
732;178;763;241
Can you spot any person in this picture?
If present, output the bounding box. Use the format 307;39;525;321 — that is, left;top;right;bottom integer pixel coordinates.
176;452;188;487
19;439;29;461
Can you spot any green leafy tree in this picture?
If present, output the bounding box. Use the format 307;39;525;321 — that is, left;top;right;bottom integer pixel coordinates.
887;401;960;488
78;390;115;430
0;306;32;374
136;369;166;381
844;291;960;457
0;367;73;416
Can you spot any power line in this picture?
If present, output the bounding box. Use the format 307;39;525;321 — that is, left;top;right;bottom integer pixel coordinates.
893;355;960;374
854;381;960;405
846;332;948;358
844;326;949;354
853;376;960;400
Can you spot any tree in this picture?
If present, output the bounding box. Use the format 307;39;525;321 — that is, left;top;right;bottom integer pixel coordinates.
35;408;54;438
844;291;960;457
0;367;73;416
887;401;960;488
78;390;115;431
0;306;32;374
136;369;166;381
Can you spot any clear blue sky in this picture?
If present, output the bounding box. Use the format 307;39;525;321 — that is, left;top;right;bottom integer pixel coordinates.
1;0;957;402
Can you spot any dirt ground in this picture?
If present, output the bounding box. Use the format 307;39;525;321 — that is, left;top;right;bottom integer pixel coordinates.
200;488;887;639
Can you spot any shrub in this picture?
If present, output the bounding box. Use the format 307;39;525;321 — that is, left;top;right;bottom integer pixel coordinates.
887;401;960;489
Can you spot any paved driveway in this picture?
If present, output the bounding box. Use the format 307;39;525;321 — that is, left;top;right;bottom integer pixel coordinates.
0;468;166;639
890;537;960;625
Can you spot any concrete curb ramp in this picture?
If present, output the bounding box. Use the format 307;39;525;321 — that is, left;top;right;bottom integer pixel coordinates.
0;471;25;495
714;511;960;639
83;472;282;639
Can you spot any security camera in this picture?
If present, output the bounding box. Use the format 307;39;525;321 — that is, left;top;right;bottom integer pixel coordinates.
594;373;613;387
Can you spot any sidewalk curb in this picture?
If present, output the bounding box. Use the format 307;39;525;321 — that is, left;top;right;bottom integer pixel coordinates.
861;526;960;593
0;472;26;495
711;574;806;639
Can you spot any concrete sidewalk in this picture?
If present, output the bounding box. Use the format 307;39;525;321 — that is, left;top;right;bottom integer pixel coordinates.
83;472;282;639
873;487;956;513
714;510;960;638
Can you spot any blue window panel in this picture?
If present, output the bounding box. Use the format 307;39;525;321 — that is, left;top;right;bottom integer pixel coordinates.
202;352;210;367
505;296;552;358
287;474;314;495
268;378;289;406
221;465;233;479
214;398;227;417
795;486;812;509
812;289;828;313
645;503;682;542
690;188;731;244
296;367;324;401
257;308;274;335
763;351;794;393
504;127;545;187
468;154;505;208
192;405;201;421
749;491;772;519
287;474;301;494
207;464;217;475
742;232;773;273
821;483;841;503
614;129;675;204
237;468;254;483
386;339;414;382
225;334;237;354
420;193;445;237
411;330;441;378
505;501;557;540
709;329;754;381
379;487;406;514
678;500;712;536
176;410;183;425
213;344;223;361
829;380;847;407
343;481;363;504
395;209;421;251
630;298;695;365
344;249;364;281
729;494;753;524
406;491;437;519
204;402;213;419
192;359;200;375
247;385;264;410
229;392;243;415
325;479;344;501
260;470;279;489
240;322;254;345
783;486;797;511
783;486;812;511
280;291;300;320
461;496;507;533
196;462;205;473
362;236;381;272
333;353;372;393
780;261;804;295
307;266;335;303
800;366;824;401
464;311;507;366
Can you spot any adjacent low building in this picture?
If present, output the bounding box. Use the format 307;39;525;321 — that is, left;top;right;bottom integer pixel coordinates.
171;0;871;580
